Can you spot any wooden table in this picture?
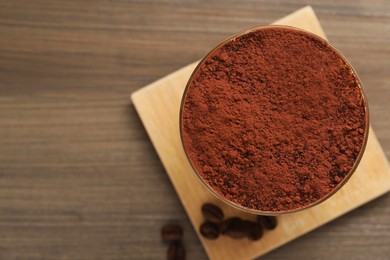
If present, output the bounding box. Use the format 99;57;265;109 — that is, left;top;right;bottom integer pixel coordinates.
0;1;389;259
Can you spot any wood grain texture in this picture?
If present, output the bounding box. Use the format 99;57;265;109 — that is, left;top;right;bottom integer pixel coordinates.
0;0;389;259
131;7;390;259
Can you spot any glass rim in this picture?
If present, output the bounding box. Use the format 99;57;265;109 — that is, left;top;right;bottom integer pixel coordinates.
179;25;370;216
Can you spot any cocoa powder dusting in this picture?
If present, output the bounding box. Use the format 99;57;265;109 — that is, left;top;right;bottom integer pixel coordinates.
181;27;367;212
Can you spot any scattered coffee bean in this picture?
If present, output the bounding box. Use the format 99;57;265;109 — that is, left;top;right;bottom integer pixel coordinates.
201;203;224;223
220;217;240;235
161;224;183;242
167;242;186;260
247;223;263;241
221;217;252;239
200;221;220;239
257;216;277;230
197;202;279;242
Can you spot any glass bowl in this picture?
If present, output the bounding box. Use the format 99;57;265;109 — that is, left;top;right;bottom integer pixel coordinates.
179;25;369;215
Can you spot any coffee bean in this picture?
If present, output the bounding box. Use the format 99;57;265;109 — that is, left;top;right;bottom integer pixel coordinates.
220;217;240;235
167;242;186;260
221;217;251;239
247;223;263;241
201;203;224;223
257;216;277;230
200;221;220;239
161;224;183;242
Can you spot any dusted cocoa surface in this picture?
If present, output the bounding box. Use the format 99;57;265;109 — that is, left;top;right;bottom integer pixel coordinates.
181;27;367;212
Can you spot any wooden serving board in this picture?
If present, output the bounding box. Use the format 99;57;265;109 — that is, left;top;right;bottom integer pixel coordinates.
131;6;390;259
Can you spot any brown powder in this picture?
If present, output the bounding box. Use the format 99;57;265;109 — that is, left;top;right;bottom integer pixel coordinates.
181;26;367;212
